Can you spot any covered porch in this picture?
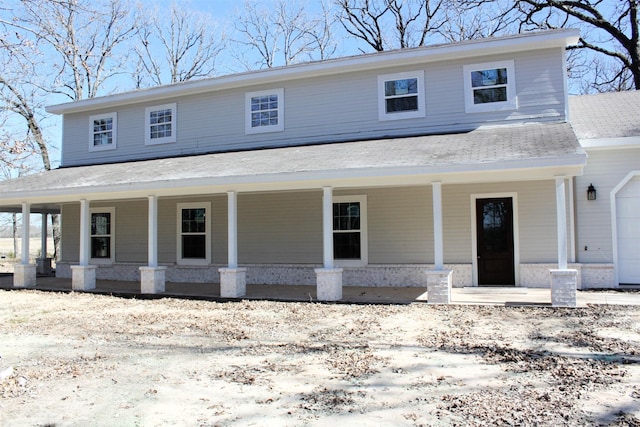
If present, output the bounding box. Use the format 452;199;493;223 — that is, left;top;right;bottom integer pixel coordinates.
0;123;587;306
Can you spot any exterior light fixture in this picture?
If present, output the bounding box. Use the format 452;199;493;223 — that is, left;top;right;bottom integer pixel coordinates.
587;183;597;201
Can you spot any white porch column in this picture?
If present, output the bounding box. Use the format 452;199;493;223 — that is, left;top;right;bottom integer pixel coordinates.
426;182;452;304
14;202;36;288
550;177;577;307
71;199;96;291
219;191;246;298
315;186;342;301
140;195;166;294
36;213;52;276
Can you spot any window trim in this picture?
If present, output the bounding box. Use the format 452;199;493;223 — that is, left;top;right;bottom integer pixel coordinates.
377;71;426;121
245;88;285;134
89;112;117;152
333;195;368;267
145;103;177;145
463;60;517;113
90;207;115;264
176;202;211;266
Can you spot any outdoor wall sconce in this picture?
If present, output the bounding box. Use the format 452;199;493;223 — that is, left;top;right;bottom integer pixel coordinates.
587;183;597;201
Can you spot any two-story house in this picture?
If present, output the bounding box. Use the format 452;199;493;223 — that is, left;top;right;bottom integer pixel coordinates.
1;29;597;305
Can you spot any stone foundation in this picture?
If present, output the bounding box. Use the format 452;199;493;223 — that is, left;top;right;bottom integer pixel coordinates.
36;258;53;276
13;264;37;288
54;261;616;289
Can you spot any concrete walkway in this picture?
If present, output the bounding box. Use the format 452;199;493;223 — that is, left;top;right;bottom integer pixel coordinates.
1;274;639;306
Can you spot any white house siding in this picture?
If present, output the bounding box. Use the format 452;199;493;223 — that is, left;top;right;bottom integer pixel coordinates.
576;147;640;287
60;48;567;167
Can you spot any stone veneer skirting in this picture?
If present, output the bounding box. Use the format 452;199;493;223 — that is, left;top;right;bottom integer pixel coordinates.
55;262;616;288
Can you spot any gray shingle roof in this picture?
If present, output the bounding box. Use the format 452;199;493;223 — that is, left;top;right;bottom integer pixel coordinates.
1;122;584;200
569;91;640;140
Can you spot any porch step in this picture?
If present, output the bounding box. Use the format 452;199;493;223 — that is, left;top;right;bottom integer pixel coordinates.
458;287;529;294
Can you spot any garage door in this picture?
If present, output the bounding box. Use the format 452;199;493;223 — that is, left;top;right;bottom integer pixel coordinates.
617;176;640;285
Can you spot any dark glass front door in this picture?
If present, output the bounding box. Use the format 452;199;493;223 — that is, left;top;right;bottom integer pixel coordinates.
476;198;515;286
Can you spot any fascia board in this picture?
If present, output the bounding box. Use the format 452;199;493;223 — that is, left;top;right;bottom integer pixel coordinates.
580;136;640;150
46;29;580;115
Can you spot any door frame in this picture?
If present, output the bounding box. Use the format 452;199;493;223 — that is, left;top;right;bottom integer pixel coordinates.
471;192;520;287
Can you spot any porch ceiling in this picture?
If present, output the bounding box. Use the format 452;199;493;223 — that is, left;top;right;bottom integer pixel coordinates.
1;122;586;211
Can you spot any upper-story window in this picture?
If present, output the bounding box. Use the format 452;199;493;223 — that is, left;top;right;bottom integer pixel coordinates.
145;103;177;145
245;88;284;134
378;71;425;121
89;113;117;152
463;60;517;113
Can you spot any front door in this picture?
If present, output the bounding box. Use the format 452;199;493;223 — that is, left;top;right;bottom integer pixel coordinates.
476;197;515;286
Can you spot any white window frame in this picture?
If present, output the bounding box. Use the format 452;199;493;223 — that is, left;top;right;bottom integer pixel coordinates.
463;60;517;113
333;195;368;267
245;88;285;134
145;103;177;145
176;202;211;266
89;112;117;152
90;207;115;264
377;71;426;121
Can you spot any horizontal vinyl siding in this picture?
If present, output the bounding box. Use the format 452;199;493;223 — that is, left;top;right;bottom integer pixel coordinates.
60;204;80;262
61;48;567;167
238;191;322;264
576;147;640;263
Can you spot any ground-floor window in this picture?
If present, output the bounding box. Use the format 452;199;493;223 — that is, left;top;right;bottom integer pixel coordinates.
90;207;115;263
177;202;211;265
333;195;368;266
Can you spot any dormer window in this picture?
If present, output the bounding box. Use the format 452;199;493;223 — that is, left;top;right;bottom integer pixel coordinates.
89;113;117;152
245;88;284;134
464;61;517;113
145;103;176;145
378;71;425;121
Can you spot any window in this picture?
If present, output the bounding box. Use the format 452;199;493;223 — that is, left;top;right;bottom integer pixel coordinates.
145;103;176;145
177;202;211;265
378;71;425;121
90;207;115;263
245;88;284;134
333;195;368;266
463;61;517;113
89;113;117;152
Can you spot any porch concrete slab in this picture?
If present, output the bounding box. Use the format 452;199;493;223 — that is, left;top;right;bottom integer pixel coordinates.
1;274;639;306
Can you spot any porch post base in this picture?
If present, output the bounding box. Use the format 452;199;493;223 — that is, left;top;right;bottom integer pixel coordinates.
550;269;578;307
71;265;97;291
13;264;37;288
36;258;53;276
426;269;453;304
140;266;167;294
219;267;247;298
315;268;343;301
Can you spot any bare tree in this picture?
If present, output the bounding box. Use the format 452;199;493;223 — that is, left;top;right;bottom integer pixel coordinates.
1;0;138;259
134;3;226;87
2;0;138;101
515;0;640;91
436;0;518;42
232;0;338;69
335;0;448;52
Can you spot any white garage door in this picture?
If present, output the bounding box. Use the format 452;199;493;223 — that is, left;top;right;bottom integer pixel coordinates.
617;176;640;285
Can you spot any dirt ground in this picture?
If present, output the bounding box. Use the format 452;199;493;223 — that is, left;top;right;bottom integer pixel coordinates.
1;290;639;426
